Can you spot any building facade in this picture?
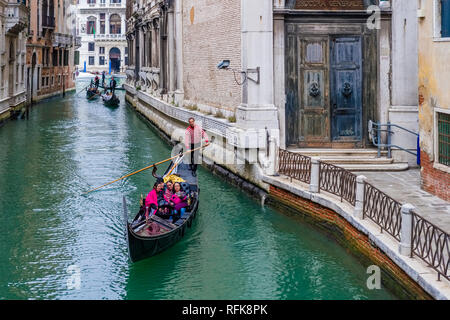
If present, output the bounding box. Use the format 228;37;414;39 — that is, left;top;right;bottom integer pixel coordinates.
125;0;421;187
417;0;450;201
26;0;77;103
76;0;127;73
0;0;28;122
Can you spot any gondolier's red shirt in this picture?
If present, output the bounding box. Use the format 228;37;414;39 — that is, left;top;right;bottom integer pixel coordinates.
185;124;209;150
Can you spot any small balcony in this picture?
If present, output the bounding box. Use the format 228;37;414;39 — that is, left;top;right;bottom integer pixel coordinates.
52;33;73;48
6;2;29;35
74;36;82;49
95;33;126;41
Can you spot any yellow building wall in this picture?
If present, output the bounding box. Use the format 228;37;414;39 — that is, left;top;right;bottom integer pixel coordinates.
418;2;450;156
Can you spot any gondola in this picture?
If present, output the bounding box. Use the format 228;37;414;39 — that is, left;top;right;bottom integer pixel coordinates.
102;92;120;107
98;83;126;91
86;87;100;99
122;161;199;263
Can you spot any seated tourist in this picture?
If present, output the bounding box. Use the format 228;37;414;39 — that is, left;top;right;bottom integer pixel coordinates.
170;182;189;219
164;180;174;202
144;181;165;222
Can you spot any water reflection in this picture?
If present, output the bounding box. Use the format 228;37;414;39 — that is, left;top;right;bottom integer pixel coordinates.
0;82;396;300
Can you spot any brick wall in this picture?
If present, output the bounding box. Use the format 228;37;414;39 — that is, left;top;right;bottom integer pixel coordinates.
182;0;241;112
420;151;450;202
268;185;432;300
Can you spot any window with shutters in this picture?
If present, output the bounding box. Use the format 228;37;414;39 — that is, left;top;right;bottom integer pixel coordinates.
437;112;450;167
434;0;450;39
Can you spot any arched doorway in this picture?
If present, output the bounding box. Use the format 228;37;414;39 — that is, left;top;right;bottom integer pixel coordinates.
109;47;121;73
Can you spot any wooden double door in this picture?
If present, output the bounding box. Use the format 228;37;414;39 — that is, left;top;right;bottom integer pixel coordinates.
287;35;363;147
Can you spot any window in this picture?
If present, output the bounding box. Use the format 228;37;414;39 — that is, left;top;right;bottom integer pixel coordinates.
434;0;450;39
74;50;80;65
437;112;450;166
88;42;95;51
52;49;58;66
89;56;95;65
64;50;69;66
110;14;121;34
99;47;105;54
87;17;96;35
100;13;105;34
99;56;105;65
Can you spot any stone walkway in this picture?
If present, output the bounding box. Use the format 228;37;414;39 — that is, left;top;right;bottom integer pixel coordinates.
354;169;450;233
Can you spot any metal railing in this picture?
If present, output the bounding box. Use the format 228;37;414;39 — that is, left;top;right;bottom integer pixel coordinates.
368;120;420;165
363;182;402;241
411;211;450;281
277;148;449;281
278;149;311;184
319;162;356;206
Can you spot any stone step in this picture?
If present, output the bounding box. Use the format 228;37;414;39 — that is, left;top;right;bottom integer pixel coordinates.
287;148;387;158
339;163;409;172
320;157;394;165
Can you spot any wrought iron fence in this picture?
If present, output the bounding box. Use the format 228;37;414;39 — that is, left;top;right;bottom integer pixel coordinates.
411;211;450;281
277;148;450;281
319;162;357;206
363;182;402;241
278;149;311;184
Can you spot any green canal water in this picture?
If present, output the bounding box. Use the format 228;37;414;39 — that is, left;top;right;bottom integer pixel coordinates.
0;82;397;300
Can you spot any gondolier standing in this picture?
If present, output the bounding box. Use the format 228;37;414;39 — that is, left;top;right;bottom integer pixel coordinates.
110;76;117;95
101;71;106;87
185;118;209;176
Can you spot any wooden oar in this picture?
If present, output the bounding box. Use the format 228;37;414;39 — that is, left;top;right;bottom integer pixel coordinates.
87;90;101;100
76;84;91;96
82;143;210;195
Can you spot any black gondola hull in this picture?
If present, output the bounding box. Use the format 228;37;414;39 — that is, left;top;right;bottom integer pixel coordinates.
123;162;199;263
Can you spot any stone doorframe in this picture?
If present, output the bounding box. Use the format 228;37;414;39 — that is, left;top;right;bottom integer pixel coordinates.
274;12;382;149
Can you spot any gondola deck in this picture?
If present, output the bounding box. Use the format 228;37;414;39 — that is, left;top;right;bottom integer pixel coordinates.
123;162;199;262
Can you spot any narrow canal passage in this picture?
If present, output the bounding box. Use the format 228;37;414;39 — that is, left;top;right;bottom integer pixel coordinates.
0;81;397;300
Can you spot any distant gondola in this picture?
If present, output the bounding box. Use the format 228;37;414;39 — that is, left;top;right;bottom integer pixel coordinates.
86;87;100;99
98;84;126;91
123;161;199;263
102;92;120;107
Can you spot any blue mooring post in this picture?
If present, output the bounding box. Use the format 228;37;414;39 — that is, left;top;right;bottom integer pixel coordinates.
109;60;111;74
377;122;381;158
387;121;392;158
83;61;86;73
417;135;421;166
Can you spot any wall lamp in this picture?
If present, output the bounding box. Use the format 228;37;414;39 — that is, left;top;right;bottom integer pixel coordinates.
217;60;260;85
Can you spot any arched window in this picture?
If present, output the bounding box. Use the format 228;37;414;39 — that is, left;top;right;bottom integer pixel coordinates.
86;16;96;34
110;14;121;34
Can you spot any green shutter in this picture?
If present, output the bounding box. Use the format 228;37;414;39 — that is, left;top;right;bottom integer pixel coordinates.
441;0;450;37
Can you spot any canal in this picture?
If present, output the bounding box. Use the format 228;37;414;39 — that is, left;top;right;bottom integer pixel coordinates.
0;81;397;300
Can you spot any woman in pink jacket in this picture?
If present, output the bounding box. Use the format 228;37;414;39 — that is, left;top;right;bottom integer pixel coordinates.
170;182;189;218
145;181;164;221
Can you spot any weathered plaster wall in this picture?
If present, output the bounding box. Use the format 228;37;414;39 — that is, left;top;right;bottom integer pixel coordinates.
417;1;450;200
182;0;242;113
418;2;450;155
